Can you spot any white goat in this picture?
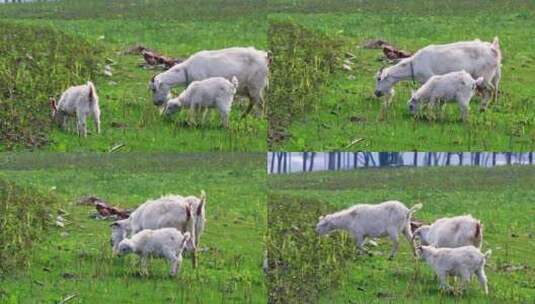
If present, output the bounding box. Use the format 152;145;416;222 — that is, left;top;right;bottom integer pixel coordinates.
163;76;238;128
117;228;195;276
50;81;101;137
316;201;423;259
408;70;484;121
111;191;206;267
417;245;491;294
375;37;501;111
413;215;482;249
149;47;269;117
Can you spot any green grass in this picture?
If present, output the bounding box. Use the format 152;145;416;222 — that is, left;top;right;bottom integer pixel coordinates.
0;153;266;303
268;1;535;151
267;166;535;303
0;1;267;152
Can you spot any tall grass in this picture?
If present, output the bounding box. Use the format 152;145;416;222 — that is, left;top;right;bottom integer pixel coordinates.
266;193;355;303
0;177;58;275
0;21;102;150
267;19;345;147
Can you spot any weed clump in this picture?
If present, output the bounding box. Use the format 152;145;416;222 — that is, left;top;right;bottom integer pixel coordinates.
267;20;346;148
0;177;58;275
266;193;355;303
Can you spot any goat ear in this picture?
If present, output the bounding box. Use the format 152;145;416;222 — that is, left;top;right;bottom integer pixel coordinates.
110;221;120;228
318;215;324;220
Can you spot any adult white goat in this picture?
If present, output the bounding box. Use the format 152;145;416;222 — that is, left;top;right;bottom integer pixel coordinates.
316;200;423;259
149;47;269;117
413;215;482;249
375;37;501;111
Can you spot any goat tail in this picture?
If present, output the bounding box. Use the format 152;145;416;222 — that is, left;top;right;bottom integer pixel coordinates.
408;203;423;218
492;36;500;50
87;81;96;103
491;36;502;62
231;76;239;89
484;249;492;259
196;190;206;217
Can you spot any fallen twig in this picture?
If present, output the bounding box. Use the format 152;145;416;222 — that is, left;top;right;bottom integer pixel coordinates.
59;294;77;304
345;138;364;149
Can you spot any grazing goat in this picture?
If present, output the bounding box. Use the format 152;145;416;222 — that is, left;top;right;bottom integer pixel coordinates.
375;37;501;111
50;81;100;137
413;215;483;249
408;70;484;121
163;76;238;128
117;228;195;276
417;245;491;294
316;201;423;259
149;47;269;117
111;191;206;267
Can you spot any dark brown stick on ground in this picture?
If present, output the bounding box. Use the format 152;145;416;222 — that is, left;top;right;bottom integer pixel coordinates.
78;196;130;219
362;39;412;60
142;50;182;69
123;44;182;69
382;45;412;60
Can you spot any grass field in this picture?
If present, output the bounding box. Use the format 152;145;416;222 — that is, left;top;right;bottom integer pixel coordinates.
267;0;535;151
0;153;266;303
0;0;267;152
267;166;535;303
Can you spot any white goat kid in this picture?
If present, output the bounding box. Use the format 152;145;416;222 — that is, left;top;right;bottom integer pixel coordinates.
163;76;238;128
316;201;423;259
50;81;101;137
413;215;483;249
149;47;269;117
408;70;484;121
375;37;501;111
117;228;195;276
417;245;491;294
